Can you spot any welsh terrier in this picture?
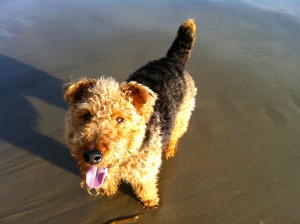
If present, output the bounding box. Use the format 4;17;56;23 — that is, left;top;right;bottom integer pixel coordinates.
63;19;197;208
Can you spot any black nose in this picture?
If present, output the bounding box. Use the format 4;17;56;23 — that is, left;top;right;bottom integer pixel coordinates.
83;150;103;165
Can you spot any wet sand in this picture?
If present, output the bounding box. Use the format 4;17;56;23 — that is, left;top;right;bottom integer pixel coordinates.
1;0;300;223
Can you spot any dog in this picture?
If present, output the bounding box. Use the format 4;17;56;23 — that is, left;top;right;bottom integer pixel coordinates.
63;19;196;208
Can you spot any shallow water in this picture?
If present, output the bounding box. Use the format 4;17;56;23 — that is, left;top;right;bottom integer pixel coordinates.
1;0;300;223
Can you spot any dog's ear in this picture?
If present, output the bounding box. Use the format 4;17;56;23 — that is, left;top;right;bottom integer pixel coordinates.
63;78;97;105
120;81;157;122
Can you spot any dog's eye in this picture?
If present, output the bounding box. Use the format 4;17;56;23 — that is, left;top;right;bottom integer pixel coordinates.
116;117;124;124
84;112;92;121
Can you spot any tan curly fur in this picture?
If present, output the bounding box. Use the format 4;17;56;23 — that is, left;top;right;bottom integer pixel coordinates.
63;19;196;208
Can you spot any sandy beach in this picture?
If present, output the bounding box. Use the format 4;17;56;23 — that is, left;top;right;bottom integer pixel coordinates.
1;0;300;223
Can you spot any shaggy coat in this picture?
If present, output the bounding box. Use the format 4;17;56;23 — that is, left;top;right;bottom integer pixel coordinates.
63;19;197;208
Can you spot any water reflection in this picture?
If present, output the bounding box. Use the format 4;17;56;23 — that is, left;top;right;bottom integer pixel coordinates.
237;0;300;19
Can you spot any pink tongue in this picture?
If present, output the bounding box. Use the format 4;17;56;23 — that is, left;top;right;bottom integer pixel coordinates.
86;166;108;189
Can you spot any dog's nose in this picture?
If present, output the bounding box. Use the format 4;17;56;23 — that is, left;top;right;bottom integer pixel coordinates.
83;150;103;165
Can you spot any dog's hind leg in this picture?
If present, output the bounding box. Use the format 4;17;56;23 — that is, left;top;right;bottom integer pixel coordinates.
164;71;197;159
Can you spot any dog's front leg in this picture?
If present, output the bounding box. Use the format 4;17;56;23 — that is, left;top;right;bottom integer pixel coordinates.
100;172;121;196
132;177;159;208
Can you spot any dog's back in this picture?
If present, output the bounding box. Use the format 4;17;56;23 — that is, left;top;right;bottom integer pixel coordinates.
127;19;196;150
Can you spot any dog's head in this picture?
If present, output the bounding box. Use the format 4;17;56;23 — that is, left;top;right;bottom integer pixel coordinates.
63;77;157;193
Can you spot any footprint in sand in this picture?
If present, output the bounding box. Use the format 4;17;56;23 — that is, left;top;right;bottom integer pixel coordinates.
265;106;287;125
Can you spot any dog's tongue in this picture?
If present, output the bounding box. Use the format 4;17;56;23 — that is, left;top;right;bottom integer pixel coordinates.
86;166;108;189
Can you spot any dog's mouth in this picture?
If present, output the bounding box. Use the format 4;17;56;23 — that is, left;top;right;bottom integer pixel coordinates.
85;165;108;190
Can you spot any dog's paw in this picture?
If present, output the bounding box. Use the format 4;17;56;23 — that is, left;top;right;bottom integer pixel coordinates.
100;187;118;196
163;143;177;160
163;150;176;160
142;199;159;209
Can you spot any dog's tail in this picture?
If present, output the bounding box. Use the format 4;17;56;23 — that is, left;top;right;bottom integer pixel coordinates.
166;18;196;65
